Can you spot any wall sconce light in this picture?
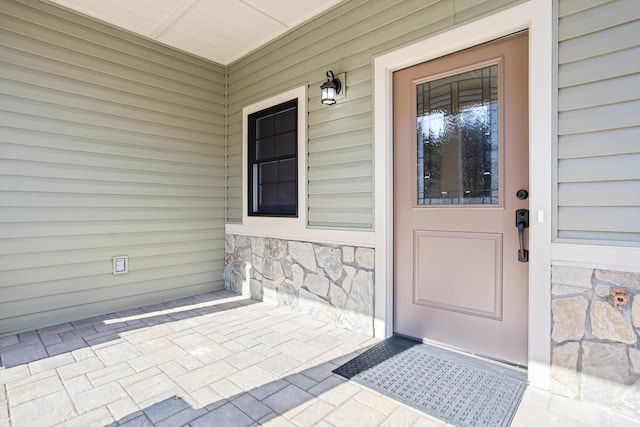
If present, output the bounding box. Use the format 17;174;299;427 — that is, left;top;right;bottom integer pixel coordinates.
320;70;342;105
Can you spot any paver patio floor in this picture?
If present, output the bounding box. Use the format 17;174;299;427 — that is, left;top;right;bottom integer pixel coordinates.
0;290;637;427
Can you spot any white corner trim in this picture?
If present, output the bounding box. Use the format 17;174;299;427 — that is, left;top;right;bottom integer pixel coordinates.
226;84;376;247
552;243;640;272
373;0;553;389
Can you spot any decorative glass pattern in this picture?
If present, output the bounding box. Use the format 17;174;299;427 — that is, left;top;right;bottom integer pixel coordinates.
416;65;499;205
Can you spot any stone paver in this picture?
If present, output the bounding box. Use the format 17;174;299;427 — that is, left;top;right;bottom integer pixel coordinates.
0;290;637;427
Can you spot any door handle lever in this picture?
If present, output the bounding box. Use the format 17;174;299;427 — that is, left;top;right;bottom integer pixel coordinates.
515;209;529;262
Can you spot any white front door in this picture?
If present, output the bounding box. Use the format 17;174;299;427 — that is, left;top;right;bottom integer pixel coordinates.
393;32;529;366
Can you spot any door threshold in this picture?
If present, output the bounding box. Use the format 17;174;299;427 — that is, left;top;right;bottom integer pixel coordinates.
393;333;528;374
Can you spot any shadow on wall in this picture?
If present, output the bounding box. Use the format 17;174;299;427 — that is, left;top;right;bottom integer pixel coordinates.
224;234;376;336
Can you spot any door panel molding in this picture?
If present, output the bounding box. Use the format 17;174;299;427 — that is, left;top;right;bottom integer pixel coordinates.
413;230;503;319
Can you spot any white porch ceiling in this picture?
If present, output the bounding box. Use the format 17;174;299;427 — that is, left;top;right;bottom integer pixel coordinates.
48;0;344;65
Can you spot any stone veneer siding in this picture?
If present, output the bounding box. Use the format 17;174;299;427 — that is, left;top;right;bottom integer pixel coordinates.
551;266;640;418
224;234;375;335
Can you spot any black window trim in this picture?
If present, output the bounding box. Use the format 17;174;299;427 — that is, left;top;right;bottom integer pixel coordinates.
247;98;298;217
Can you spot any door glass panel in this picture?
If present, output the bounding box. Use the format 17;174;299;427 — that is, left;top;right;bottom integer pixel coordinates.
416;64;499;205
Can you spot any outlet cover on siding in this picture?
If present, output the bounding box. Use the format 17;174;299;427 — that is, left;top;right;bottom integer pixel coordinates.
113;256;128;274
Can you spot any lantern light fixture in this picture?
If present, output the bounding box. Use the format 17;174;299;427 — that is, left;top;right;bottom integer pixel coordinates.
320;70;342;105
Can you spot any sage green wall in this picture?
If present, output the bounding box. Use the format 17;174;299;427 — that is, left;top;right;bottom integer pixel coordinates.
0;0;226;334
556;0;640;244
227;0;524;228
4;0;637;336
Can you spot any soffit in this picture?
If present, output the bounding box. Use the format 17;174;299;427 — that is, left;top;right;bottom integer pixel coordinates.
48;0;344;65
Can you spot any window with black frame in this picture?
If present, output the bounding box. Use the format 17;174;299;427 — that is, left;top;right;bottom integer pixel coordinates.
248;99;298;216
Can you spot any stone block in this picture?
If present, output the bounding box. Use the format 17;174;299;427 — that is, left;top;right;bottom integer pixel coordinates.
298;289;336;324
58;357;105;381
348;270;374;316
224;264;243;294
590;300;636;344
289;241;317;272
550;342;580;398
250;279;263;301
266;239;287;260
342;276;353;294
304;274;330;297
235;234;250;247
8;375;64;406
282;258;293;279
315;246;343;281
551;297;587;343
355;248;375;269
191;402;252;427
633;295;640;328
142;395;191;424
594;284;610;297
595;270;640;291
94;342;141;366
73;382;128;414
0;335;18;348
342;246;355;263
292;264;304;290
277;282;298;311
581;342;630;405
630;347;640;375
10;390;76;426
0;343;48;367
238;247;251;263
551;284;591;296
251;255;263;275
262;279;276;290
18;331;41;344
330;284;348;309
251;237;265;257
263;257;273;280
272;261;285;285
225;234;235;254
551;265;593;288
224;253;234;267
343;265;356;278
44;338;86;357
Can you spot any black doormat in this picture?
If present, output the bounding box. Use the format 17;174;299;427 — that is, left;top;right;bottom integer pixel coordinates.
333;337;527;427
333;336;418;379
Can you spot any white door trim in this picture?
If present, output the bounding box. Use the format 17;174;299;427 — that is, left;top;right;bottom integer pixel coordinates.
373;0;553;389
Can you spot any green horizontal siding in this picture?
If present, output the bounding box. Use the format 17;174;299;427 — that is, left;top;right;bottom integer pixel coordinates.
227;0;523;228
0;0;226;335
557;0;640;243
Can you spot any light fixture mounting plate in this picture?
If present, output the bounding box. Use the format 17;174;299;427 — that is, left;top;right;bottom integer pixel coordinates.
334;72;346;100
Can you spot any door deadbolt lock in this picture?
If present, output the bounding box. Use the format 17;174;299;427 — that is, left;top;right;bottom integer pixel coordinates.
515;209;529;262
516;189;528;200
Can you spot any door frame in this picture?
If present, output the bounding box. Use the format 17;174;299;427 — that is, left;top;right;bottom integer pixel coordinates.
373;0;553;389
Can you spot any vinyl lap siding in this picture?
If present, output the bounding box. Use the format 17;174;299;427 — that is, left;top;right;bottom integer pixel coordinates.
0;0;226;334
227;0;523;228
557;0;640;243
